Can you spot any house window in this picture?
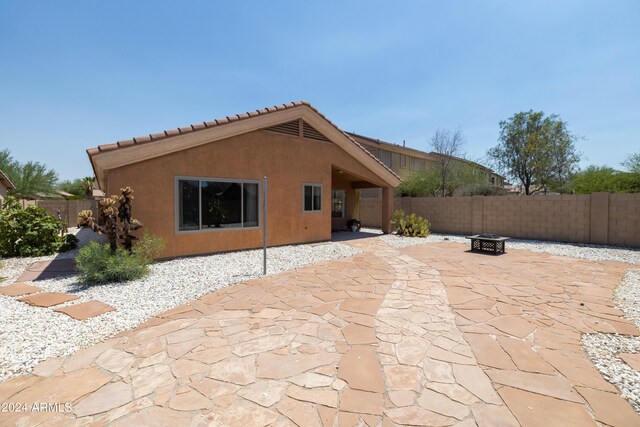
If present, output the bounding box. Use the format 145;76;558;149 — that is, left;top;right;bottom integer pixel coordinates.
177;178;259;231
303;184;322;212
380;150;391;167
400;155;408;168
391;153;400;170
411;158;425;171
331;190;346;218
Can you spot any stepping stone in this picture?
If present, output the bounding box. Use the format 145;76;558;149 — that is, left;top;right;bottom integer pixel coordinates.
15;271;41;282
54;301;115;320
29;260;74;272
18;292;79;307
17;259;76;282
0;282;42;297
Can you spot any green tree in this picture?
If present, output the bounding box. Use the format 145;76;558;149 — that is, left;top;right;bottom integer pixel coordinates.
487;111;580;195
57;178;85;196
0;149;19;180
444;163;484;196
570;165;639;194
570;166;621;194
397;169;441;197
57;177;94;199
397;164;483;197
0;149;58;198
81;177;95;199
620;152;640;193
616;171;640;193
622;152;640;173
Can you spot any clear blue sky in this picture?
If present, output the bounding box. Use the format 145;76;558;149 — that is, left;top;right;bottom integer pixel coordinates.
1;0;638;181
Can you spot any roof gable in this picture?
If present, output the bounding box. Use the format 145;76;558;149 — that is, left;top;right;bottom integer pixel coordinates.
0;169;15;190
87;101;401;189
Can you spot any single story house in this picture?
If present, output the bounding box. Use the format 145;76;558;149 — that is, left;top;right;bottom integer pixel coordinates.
87;101;401;258
0;169;15;208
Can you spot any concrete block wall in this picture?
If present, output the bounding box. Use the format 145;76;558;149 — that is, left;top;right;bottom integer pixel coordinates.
608;194;640;247
36;200;98;228
396;197;473;235
359;199;383;228
360;192;640;248
481;195;591;243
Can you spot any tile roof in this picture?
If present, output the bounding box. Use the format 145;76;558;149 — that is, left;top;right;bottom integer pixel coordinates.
348;132;439;159
350;132;501;177
86;101;400;181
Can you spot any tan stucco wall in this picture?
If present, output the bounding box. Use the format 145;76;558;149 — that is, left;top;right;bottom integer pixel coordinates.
104;129;390;258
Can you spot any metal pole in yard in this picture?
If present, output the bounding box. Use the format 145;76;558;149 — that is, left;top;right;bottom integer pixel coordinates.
263;176;267;275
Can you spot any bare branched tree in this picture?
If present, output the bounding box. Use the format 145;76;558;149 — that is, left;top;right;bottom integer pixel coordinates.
430;128;466;196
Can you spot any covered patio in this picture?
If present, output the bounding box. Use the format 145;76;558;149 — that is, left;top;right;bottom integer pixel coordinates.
330;166;394;234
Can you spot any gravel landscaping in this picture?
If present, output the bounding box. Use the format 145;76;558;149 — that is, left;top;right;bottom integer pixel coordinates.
0;238;361;381
615;269;640;329
582;333;640;412
581;268;640;412
378;229;640;264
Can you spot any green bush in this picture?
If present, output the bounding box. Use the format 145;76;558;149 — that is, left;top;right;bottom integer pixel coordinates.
75;242;148;284
57;234;79;253
391;209;431;237
75;233;165;284
0;197;64;257
133;231;166;262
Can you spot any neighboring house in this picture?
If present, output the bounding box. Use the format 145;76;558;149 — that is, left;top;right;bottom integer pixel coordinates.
0;169;15;208
348;133;504;197
426;152;505;190
504;183;524;195
91;189;105;199
87;101;401;258
348;132;440;181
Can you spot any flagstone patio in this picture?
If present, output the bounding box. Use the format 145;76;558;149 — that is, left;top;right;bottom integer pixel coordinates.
0;237;638;426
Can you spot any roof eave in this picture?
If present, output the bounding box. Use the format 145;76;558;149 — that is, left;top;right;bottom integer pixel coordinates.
0;169;15;190
88;102;401;189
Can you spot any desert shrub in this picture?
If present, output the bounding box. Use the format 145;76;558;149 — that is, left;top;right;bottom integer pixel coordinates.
0;197;63;257
57;234;79;253
133;231;166;262
75;233;165;284
76;242;148;284
391;209;431;237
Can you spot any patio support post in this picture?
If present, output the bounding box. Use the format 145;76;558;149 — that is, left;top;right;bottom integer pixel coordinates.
381;186;394;234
